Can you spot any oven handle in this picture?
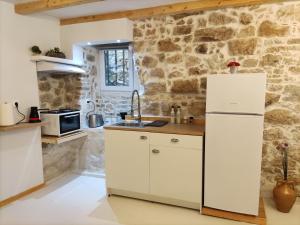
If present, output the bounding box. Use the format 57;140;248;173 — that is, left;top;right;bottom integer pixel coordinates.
63;115;79;118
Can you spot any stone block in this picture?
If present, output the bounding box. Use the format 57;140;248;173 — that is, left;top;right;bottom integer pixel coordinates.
142;56;158;68
239;12;253;25
195;44;208;54
171;79;199;93
260;54;282;66
194;27;235;42
158;39;181;51
188;67;207;76
187;101;205;116
173;25;192;35
208;12;235;25
228;38;257;55
166;54;183;64
147;69;163;79
265;92;280;106
265;109;299;124
144;82;167;95
168;71;183;79
258;20;289;37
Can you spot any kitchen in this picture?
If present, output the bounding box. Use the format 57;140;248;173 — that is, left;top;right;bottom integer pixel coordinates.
0;0;299;225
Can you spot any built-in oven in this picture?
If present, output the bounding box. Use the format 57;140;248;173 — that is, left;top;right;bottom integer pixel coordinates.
40;109;81;136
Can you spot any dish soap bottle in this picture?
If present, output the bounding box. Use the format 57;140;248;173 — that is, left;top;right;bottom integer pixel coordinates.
170;106;176;124
176;106;181;124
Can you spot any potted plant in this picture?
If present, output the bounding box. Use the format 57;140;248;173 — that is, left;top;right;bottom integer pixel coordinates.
227;61;240;74
45;47;66;59
273;142;297;213
31;45;42;55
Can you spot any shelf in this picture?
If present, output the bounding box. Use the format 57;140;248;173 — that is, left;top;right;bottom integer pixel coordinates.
31;55;83;67
42;131;88;144
0;122;46;132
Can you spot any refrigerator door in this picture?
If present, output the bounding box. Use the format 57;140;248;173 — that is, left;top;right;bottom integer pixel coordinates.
206;74;266;114
204;113;264;215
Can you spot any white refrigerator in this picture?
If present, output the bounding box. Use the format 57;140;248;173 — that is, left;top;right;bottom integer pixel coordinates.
204;73;266;216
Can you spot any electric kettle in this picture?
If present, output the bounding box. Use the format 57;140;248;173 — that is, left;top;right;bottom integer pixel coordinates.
86;100;104;128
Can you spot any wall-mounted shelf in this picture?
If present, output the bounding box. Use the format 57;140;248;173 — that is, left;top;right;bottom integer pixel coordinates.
0;122;46;132
31;55;82;66
41;131;88;144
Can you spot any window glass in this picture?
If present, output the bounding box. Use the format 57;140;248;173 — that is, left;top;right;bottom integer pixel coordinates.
104;49;129;87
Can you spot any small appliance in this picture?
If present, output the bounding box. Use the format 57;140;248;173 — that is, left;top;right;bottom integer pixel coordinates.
88;114;104;128
86;100;104;128
0;102;15;126
29;106;41;123
40;108;81;136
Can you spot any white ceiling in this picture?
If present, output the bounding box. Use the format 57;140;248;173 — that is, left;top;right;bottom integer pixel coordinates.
9;0;198;19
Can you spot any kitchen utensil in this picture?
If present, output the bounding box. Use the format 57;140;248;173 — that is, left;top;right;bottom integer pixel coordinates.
88;114;104;128
29;106;41;123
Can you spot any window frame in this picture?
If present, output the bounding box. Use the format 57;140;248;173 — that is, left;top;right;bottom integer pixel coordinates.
99;46;134;92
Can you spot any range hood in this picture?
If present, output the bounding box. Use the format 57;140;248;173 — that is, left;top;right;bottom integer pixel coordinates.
31;55;86;74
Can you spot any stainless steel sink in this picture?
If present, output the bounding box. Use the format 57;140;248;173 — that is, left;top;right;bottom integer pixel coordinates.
114;121;147;128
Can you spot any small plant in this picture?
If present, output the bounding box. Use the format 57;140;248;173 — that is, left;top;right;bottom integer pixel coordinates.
227;61;240;74
45;47;66;59
31;45;42;55
276;142;289;181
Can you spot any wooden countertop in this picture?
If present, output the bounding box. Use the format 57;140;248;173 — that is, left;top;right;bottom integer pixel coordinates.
0;122;47;132
104;123;204;136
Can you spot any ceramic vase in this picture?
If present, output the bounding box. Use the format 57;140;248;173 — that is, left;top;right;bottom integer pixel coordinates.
273;180;296;213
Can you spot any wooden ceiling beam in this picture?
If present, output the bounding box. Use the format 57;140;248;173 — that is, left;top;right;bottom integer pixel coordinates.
15;0;103;15
60;0;287;26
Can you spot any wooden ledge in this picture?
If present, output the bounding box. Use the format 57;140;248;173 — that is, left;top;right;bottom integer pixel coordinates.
0;122;46;132
202;197;266;225
42;131;88;144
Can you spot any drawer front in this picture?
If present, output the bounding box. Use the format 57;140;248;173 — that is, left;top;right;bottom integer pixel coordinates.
150;133;202;150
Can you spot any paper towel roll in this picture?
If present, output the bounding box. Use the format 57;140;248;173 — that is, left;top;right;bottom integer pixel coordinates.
0;102;15;126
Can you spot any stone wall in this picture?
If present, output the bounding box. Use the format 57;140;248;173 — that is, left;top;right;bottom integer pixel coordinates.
37;47;103;180
81;47;132;122
37;46;131;181
42;139;84;181
133;2;300;195
38;73;81;110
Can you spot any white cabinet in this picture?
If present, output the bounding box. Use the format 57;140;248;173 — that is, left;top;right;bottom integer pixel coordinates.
150;146;202;203
104;130;150;194
104;129;203;209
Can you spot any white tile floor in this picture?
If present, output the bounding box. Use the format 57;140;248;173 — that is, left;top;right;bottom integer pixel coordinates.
0;174;299;225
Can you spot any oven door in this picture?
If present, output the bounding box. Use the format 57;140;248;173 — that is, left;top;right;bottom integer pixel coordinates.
59;113;80;135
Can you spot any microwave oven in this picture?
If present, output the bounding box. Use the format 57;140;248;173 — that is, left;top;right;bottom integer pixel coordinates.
40;109;81;136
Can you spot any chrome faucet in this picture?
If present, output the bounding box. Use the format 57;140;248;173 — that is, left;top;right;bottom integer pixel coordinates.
131;90;141;123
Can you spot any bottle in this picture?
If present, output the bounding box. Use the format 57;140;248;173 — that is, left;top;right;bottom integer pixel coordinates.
176;106;181;124
170;106;176;124
183;116;189;124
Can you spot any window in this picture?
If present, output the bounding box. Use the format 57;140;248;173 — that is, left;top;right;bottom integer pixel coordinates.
100;45;135;91
104;49;129;87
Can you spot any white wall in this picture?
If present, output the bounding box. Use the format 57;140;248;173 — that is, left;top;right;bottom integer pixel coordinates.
60;18;133;63
0;1;60;201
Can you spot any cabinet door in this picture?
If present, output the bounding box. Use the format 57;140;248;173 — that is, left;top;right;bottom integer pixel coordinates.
105;130;150;194
150;145;202;204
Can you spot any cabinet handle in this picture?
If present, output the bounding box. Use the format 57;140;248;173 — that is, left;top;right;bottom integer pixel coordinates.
140;136;147;140
171;138;179;143
152;149;160;154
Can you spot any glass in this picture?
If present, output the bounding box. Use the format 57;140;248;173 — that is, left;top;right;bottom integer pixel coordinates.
104;49;129;87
